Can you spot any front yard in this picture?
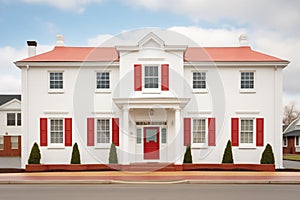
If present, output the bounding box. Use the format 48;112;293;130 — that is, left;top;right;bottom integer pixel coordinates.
283;154;300;161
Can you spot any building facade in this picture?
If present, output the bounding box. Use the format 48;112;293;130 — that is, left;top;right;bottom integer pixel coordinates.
0;95;22;168
15;29;289;168
283;117;300;154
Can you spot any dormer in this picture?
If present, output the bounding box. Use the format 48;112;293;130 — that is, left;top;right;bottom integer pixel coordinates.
138;32;165;49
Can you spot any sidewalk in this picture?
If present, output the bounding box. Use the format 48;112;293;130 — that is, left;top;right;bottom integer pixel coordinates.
0;171;300;184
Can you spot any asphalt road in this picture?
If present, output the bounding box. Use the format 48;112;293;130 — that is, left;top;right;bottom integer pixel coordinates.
283;160;300;169
0;184;299;200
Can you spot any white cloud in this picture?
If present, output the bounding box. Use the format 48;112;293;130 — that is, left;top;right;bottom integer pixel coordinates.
88;34;114;46
22;0;104;13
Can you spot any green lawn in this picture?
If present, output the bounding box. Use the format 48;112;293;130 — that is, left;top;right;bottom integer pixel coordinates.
283;154;300;161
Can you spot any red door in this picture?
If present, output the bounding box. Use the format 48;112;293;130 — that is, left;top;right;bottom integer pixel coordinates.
144;127;160;160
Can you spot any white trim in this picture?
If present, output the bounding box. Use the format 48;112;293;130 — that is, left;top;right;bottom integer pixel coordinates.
6;112;21;127
0;98;21;110
48;118;65;148
94;118;112;149
48;70;65;94
138;58;165;61
15;61;120;68
184;61;289;68
44;111;69;115
191;118;208;148
192;70;208;93
142;64;161;93
188;111;212;115
95;71;111;93
239;70;256;93
235;110;260;115
239;118;256;148
283;137;288;147
295;136;300;147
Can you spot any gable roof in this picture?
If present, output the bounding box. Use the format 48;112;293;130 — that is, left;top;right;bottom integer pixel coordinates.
283;117;300;137
0;95;21;106
16;46;287;63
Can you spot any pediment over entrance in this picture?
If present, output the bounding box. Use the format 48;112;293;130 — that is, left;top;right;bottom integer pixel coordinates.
138;32;165;49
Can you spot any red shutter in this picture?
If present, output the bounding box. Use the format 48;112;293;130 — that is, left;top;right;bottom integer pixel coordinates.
40;118;48;146
112;118;120;146
184;118;191;146
208;118;216;146
231;118;239;146
161;64;169;91
87;118;94;146
256;118;264;146
134;64;142;91
65;118;72;146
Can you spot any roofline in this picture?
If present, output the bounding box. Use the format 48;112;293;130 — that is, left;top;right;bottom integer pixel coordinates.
283;117;300;134
14;61;120;68
0;98;21;110
184;61;289;67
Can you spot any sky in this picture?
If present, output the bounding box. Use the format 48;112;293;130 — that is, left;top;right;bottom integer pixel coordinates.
0;0;299;107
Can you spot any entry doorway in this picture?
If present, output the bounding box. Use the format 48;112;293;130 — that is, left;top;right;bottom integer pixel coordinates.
143;127;160;160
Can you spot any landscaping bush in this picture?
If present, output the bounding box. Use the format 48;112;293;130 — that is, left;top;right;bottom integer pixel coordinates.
28;142;41;164
109;143;118;164
222;140;234;163
183;145;193;163
260;143;275;164
70;143;81;164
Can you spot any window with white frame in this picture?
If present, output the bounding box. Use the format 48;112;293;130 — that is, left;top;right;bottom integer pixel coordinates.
97;119;110;144
161;128;167;144
241;71;254;89
50;119;63;144
7;113;21;126
283;137;288;147
296;136;300;147
136;128;142;144
193;72;206;89
193;119;206;144
0;136;3;150
49;72;63;89
144;65;159;89
96;72;110;89
11;136;18;149
240;119;254;144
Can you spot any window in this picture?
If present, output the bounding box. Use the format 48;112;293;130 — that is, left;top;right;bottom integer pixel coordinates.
96;72;110;89
11;136;18;149
193;119;206;144
161;128;167;144
17;113;21;126
50;119;63;144
0;136;3;150
241;72;254;89
240;119;254;144
296;136;300;147
49;72;63;89
283;137;288;147
7;113;15;126
136;128;142;144
193;72;206;89
144;66;159;89
97;119;110;144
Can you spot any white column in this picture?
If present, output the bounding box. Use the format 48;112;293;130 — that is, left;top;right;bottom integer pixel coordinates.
122;107;129;165
175;108;183;164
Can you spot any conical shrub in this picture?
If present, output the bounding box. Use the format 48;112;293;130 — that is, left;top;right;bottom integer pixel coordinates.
71;143;81;164
109;143;118;164
183;145;193;163
222;140;234;163
28;142;41;164
260;144;275;164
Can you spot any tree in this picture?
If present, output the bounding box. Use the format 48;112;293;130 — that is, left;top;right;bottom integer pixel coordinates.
28;142;41;164
183;145;193;163
109;143;118;164
260;144;275;164
70;143;81;164
222;140;234;164
283;102;300;125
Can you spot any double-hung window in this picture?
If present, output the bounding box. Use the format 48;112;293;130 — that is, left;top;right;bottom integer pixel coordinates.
241;71;255;90
240;119;254;145
11;136;19;149
193;119;206;144
193;72;206;90
50;119;64;144
144;65;159;89
296;136;300;147
0;136;3;150
97;119;110;144
50;72;63;89
7;113;21;126
96;72;110;90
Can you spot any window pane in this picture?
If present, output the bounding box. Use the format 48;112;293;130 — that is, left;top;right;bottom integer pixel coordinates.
11;136;19;149
136;128;142;144
193;119;206;143
241;72;254;89
161;128;167;144
296;136;299;146
144;66;159;89
240;119;254;144
97;119;110;144
50;72;63;89
96;72;110;89
7;113;16;126
193;72;206;89
50;119;63;144
17;113;21;126
0;136;3;150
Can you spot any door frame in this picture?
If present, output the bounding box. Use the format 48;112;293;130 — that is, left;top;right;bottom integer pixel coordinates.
143;127;160;160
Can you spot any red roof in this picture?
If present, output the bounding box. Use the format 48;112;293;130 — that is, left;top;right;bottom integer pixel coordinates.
184;47;286;62
20;46;119;62
18;46;286;62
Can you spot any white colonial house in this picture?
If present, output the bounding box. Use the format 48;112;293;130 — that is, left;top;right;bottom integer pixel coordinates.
15;29;289;169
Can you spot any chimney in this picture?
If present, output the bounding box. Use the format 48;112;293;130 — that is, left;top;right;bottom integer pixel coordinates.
239;34;249;47
56;34;64;46
27;41;37;57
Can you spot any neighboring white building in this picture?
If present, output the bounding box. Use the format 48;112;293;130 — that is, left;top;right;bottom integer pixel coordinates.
0;95;22;168
15;29;289;169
